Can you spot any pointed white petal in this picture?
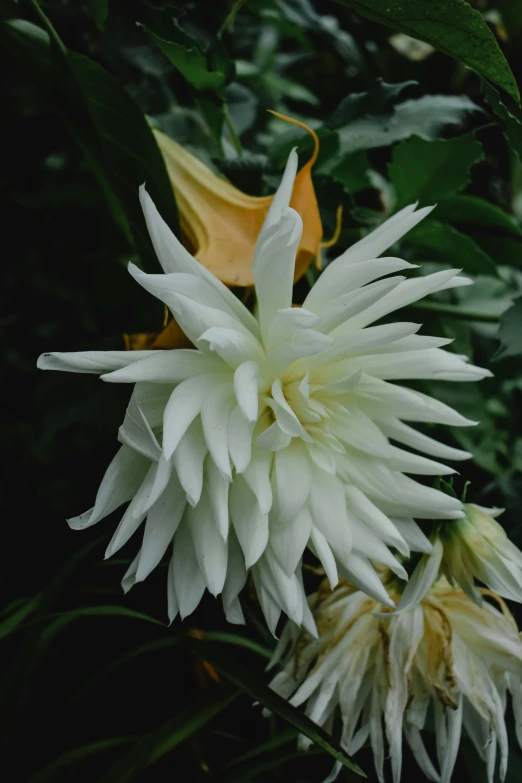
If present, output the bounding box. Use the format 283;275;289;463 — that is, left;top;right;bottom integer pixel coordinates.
201;382;234;480
234;360;259;422
173;418;207;507
163;375;212;459
242;449;273;515
136;474;186;581
101;349;224;383
173;518;206;618
139;185;260;336
270;506;313;576
206;458;230;541
254;208;303;339
230;475;269;567
37;350;156;374
227;405;254;474
188;491;228;596
68;446;148;530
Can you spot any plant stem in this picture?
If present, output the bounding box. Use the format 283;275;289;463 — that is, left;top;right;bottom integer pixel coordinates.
408;301;501;323
223;105;243;155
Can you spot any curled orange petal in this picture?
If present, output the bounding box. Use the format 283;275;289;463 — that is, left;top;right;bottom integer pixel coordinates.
154;115;323;287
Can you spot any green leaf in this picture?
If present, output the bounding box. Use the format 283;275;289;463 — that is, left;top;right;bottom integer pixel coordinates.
29;738;133;783
220;728;298;770
1;13;178;270
143;25;229;91
389;134;484;208
322;150;373;193
333;0;520;104
337;94;479;154
483;80;522;160
37;605;164;649
0;596;41;640
326;79;417;128
86;0;109;30
98;688;238;783
472;234;522;267
493;297;522;360
181;633;366;777
435;195;522;235
406;220;497;274
203;631;273;660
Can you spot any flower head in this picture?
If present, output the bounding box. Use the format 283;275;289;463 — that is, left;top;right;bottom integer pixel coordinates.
393;503;522;614
269;577;522;783
38;147;490;632
154;114;322;286
441;503;522;604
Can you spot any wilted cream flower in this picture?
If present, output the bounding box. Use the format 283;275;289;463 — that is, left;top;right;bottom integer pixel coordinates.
38;146;489;632
269;577;522;783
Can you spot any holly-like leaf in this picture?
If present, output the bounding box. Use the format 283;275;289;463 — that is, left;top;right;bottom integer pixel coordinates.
326;79;417;128
333;0;520;104
493;297;522;360
389;134;484;208
142;25;231;91
483;80;522;160
337;95;480;154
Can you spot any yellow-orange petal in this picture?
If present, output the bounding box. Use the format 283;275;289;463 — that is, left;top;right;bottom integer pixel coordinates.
153;117;323;287
123;318;192;351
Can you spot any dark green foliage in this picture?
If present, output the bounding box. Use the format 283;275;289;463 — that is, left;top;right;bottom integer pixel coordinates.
2;1;522;782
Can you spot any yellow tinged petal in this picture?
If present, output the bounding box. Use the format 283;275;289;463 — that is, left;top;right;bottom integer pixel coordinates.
123;318;192;351
153;115;323;287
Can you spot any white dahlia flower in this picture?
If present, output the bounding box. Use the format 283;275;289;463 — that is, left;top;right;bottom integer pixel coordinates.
38;149;490;632
269;577;522;783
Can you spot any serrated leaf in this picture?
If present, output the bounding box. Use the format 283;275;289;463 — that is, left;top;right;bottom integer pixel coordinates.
323;150;373;193
337;95;480;154
435;195;522;235
326;79;417;128
483;80;522;160
493;297;522;360
143;25;229;91
389;134;484;208
180;633;365;776
333;0;520;104
406;220;497;275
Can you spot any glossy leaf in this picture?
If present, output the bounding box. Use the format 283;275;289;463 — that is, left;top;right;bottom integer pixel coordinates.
180;633;366;776
333;0;520;104
483;80;522;160
435;195;522;235
406;220;497;275
336;94;479;154
389;134;484;208
326;79;417;128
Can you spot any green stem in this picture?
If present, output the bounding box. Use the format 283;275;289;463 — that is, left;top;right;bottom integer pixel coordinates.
223;104;243;155
29;0;67;55
409;300;501;323
217;0;246;37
